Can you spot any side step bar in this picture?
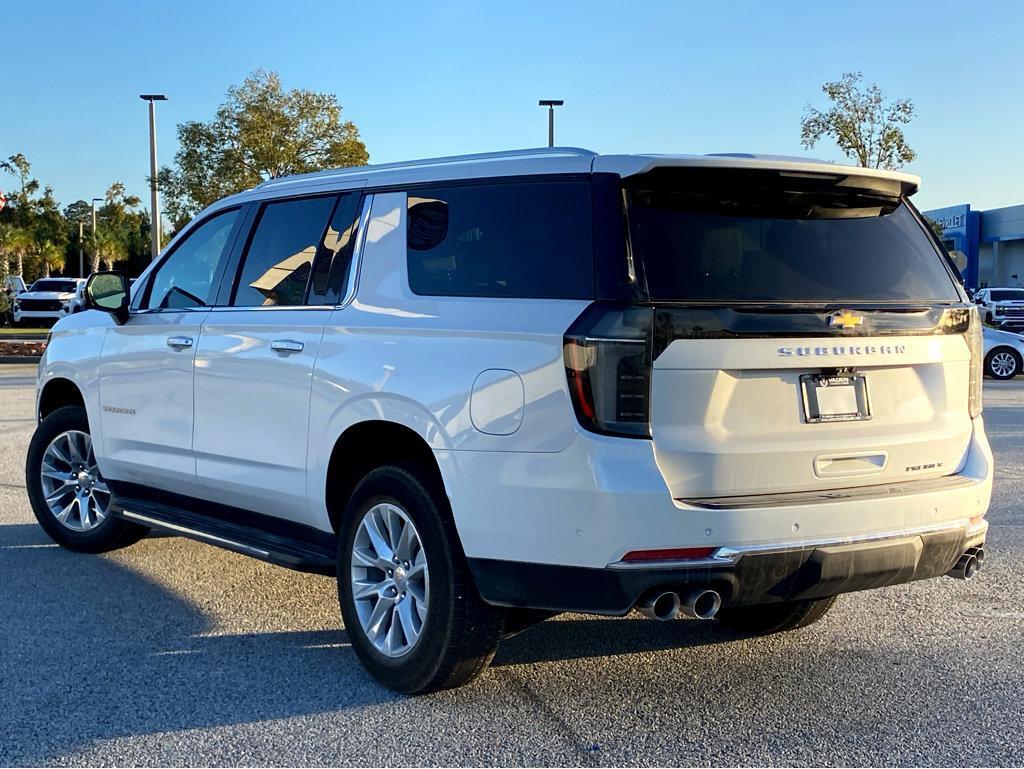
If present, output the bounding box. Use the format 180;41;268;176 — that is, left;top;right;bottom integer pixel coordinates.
110;495;337;576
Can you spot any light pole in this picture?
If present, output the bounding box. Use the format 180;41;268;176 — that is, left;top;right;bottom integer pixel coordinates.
538;100;564;147
91;197;103;274
140;94;168;260
78;221;84;277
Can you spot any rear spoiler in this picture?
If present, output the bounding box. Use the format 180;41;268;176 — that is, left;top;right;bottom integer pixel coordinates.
594;154;920;197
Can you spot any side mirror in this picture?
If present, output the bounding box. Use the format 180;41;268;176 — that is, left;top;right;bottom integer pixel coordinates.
85;272;130;325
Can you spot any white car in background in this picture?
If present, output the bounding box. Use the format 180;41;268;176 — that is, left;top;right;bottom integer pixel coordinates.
13;278;86;326
983;326;1024;379
60;281;88;317
974;287;1024;328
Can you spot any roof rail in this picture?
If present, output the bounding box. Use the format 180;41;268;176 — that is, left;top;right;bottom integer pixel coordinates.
256;146;597;189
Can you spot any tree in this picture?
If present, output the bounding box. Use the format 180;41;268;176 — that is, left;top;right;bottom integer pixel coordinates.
1;225;34;278
35;238;65;278
0;153;40;227
159;69;368;227
801;72;916;170
90;226;125;272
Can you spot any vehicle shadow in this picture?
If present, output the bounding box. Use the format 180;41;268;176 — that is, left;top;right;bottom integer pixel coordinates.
0;523;396;765
495;614;733;667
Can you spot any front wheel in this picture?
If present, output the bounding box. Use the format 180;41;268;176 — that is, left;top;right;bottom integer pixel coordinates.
985;347;1021;379
337;465;503;694
25;406;148;552
715;595;837;635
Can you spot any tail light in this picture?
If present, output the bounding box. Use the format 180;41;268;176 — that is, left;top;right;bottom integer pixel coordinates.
967;307;983;418
563;303;654;438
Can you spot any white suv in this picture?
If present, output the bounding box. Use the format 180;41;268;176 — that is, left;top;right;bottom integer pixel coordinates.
14;277;86;325
973;287;1024;329
27;148;991;694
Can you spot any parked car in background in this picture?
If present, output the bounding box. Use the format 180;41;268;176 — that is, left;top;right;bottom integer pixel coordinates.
974;287;1024;329
60;281;88;316
5;275;27;296
983;326;1024;379
13;278;86;326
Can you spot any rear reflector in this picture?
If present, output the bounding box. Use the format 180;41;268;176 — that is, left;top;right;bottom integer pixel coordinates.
621;547;717;562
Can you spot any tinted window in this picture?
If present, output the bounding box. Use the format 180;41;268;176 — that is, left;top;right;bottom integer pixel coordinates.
406;180;593;299
308;193;362;305
233;196;337;307
990;290;1024;301
30;280;79;293
145;209;239;309
628;171;958;303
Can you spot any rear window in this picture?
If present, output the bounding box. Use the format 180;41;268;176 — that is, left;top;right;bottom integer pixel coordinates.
990;290;1024;301
406;179;593;299
627;169;959;303
30;280;78;293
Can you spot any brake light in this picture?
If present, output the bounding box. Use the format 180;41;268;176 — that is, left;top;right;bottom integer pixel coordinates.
966;307;983;418
563;304;654;438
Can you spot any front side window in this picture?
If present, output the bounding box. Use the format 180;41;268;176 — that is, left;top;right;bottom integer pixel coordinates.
232;195;337;307
144;209;240;309
406;180;594;299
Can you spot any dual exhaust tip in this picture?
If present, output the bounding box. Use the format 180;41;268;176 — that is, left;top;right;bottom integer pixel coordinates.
637;588;722;621
948;547;985;580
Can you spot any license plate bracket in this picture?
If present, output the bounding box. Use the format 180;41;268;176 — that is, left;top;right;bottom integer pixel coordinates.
800;373;871;423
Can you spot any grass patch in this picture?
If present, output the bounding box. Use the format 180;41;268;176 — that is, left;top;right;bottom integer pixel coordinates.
0;327;49;336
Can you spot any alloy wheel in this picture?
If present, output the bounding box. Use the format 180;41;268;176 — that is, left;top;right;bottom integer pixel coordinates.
991;351;1017;378
350;502;430;657
39;430;111;532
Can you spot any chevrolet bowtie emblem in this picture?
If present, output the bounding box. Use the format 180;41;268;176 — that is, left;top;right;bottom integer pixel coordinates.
828;309;864;330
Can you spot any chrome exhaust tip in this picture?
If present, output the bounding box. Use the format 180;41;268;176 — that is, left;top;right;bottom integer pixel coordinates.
680;588;722;620
636;590;682;621
971;547;986;569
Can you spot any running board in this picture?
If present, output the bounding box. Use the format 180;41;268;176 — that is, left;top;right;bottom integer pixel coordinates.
109;492;337;576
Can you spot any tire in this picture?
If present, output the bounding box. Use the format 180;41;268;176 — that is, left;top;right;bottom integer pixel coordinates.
337;465;504;694
25;405;148;553
715;595;837;636
985;347;1021;380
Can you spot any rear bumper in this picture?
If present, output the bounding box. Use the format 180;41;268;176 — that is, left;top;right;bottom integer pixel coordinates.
445;417;993;570
470;519;988;615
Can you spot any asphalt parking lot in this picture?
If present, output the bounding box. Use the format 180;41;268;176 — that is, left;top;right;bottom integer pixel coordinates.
2;363;1023;767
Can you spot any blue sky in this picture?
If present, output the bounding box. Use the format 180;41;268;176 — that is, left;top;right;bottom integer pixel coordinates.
2;1;1022;214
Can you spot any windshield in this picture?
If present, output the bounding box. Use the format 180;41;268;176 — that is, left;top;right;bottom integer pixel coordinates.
990;290;1024;301
626;169;959;304
29;279;79;293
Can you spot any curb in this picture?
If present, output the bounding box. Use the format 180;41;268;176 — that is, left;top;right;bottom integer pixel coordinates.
0;356;41;364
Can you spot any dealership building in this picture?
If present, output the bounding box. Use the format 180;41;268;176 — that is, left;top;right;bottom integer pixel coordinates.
924;202;1024;290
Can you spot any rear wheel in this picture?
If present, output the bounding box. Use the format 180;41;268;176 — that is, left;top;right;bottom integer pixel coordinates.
337;465;503;694
715;595;837;635
25;405;148;552
985;347;1021;379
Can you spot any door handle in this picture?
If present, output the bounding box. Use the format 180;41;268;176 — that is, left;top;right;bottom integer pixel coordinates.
166;336;193;349
271;339;304;353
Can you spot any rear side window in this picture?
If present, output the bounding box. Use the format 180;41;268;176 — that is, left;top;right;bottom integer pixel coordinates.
627;169;959;303
405;180;593;299
232;195;337;307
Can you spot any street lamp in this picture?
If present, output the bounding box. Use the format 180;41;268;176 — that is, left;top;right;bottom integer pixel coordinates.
140;94;168;260
538;100;564;148
90;197;103;275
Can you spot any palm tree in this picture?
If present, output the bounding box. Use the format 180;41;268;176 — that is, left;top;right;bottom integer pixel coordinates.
35;238;65;278
92;227;125;272
2;226;34;278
